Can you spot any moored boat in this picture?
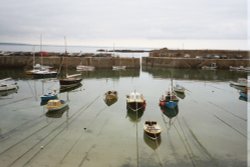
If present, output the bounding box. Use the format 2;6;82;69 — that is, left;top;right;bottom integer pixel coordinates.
76;65;95;71
112;65;126;70
40;90;58;102
159;90;179;109
173;84;185;94
229;78;247;87
126;91;146;111
104;90;118;106
59;74;82;87
47;99;69;112
144;121;162;140
0;78;18;92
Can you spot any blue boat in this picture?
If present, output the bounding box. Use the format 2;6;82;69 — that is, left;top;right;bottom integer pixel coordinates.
40;91;58;102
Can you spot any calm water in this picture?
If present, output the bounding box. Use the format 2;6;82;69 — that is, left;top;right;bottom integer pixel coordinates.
0;68;248;167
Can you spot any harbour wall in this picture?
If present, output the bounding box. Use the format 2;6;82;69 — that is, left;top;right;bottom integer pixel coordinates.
142;57;249;69
0;56;140;69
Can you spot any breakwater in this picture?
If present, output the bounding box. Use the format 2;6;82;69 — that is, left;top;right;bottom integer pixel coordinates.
0;56;140;69
142;57;249;69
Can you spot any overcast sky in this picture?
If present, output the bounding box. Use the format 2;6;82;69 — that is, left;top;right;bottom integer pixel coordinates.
0;0;248;49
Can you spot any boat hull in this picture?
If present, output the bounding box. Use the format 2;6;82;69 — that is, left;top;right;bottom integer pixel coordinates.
59;78;82;87
0;84;18;92
126;102;146;111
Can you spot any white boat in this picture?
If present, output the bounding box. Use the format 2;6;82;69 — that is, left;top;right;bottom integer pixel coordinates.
112;65;126;70
229;66;245;71
76;65;95;71
32;68;58;78
126;91;146;111
173;84;185;93
0;78;18;91
144;121;162;140
0;83;18;91
229;78;247;87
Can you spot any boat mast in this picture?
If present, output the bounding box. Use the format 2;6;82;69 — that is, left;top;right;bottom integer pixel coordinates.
64;36;68;76
40;33;43;66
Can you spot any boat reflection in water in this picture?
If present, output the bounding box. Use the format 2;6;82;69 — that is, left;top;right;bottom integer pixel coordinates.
60;83;83;93
143;133;161;150
175;91;185;99
0;88;18;97
160;105;179;127
126;107;145;122
239;91;248;102
45;106;69;118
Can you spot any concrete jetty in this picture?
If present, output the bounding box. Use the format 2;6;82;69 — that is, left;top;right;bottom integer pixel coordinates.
142;48;249;69
0;53;140;69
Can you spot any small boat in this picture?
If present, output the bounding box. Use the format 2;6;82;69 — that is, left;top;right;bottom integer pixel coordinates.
59;74;82;87
229;66;245;71
0;78;18;92
40;90;58;101
159;90;179;109
104;90;118;106
47;99;69;112
0;83;18;91
229;78;247;87
32;68;58;78
112;66;126;70
144;121;162;140
173;84;185;94
76;65;95;71
201;63;217;70
126;91;146;111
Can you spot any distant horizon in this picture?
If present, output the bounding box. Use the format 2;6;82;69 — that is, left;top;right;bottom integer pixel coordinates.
0;39;248;51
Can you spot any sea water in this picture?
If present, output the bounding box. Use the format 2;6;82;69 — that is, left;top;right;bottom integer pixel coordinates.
0;67;247;167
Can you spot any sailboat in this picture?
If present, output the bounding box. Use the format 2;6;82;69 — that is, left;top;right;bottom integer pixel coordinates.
59;37;82;88
31;35;57;78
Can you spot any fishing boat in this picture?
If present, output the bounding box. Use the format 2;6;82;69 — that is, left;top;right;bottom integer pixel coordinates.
0;78;18;92
104;90;118;106
126;91;146;111
40;90;58;101
229;78;247;87
144;121;162;140
159;90;179;109
47;99;69;112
